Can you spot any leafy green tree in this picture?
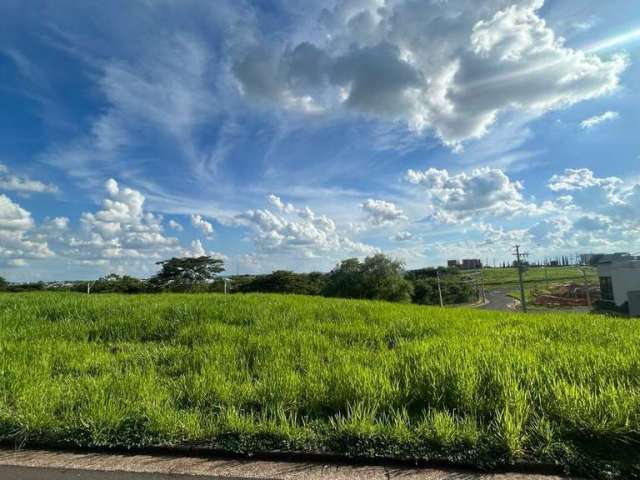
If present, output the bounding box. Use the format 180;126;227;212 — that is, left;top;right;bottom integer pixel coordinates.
359;254;413;302
0;276;7;291
92;274;147;293
150;256;225;291
239;270;327;295
411;279;439;305
323;258;364;298
324;254;413;303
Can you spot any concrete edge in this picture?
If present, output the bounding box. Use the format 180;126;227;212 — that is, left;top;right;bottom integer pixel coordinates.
0;447;575;480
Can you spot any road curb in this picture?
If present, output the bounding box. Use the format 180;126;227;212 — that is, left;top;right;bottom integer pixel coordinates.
0;443;574;479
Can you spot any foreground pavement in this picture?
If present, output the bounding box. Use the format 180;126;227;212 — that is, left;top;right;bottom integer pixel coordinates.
0;448;576;480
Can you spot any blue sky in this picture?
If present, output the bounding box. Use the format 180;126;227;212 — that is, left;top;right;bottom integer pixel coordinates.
1;0;639;281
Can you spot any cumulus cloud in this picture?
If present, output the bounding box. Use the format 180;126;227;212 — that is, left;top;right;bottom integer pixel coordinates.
180;239;227;261
393;231;413;241
361;199;407;226
232;0;628;148
0;179;230;274
190;214;214;238
267;194;295;213
580;111;619;129
168;219;183;231
406;166;535;223
237;197;378;259
548;168;621;192
0;164;58;195
547;168;626;209
56;179;181;264
0;194;53;263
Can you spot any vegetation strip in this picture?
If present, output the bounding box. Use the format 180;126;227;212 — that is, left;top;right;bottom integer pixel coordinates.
0;292;638;479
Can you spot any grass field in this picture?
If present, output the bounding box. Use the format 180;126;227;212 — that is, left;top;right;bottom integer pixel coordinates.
0;292;638;478
480;266;597;287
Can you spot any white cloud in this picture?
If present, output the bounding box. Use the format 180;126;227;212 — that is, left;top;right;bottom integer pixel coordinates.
547;168;625;208
237;197;378;259
57;179;180;264
0;194;53;263
393;231;413;241
168;219;183;231
190;214;214;238
267;194;295;213
580;111;619;129
232;0;628;148
0;164;58;195
181;239;227;260
406;166;535;223
361;199;407;226
548;168;621;192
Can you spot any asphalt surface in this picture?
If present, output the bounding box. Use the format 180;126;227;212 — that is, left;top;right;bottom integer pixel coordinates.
478;289;517;311
0;465;206;480
0;449;575;480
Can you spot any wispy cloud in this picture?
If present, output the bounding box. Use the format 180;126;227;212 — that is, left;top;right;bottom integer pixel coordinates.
580;111;619;129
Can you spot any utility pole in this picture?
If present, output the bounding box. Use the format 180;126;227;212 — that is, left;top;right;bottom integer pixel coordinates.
544;266;549;289
581;268;592;307
480;269;486;303
436;271;444;307
87;282;91;295
514;245;528;312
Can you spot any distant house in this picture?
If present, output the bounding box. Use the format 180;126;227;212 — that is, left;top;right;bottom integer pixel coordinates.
597;254;640;316
447;260;461;268
461;259;482;270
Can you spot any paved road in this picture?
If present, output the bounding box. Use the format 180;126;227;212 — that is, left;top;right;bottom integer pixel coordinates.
0;465;202;480
0;449;574;480
478;289;516;311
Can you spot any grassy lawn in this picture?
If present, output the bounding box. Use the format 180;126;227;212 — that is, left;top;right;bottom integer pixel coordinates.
0;292;638;478
480;266;597;287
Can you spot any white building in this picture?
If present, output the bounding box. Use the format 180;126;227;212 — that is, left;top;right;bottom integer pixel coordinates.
597;254;640;316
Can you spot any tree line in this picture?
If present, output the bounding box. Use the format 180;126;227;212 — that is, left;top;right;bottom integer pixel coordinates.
0;254;476;305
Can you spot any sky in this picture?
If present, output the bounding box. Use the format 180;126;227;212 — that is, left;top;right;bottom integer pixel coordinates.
0;0;639;281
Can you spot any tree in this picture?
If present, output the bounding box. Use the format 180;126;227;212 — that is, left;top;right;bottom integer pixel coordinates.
150;256;225;290
0;276;7;291
239;271;327;295
90;273;147;293
324;254;413;303
323;258;364;298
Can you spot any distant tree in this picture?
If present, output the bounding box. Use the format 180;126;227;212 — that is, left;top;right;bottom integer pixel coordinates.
0;276;7;291
411;279;439;305
409;277;475;305
324;254;413;303
92;273;147;293
150;256;225;291
239;270;327;295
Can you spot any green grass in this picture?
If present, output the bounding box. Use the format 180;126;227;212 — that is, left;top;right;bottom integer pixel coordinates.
0;292;638;478
480;266;597;287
